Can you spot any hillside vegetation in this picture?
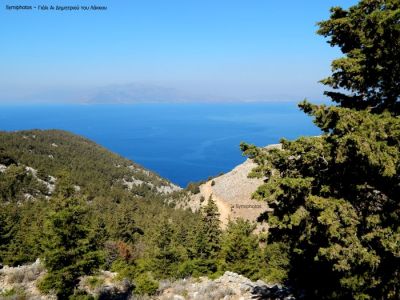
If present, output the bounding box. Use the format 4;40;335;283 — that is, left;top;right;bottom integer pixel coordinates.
0;129;179;201
0;130;269;299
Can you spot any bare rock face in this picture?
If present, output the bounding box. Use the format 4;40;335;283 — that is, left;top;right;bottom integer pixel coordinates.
189;159;268;229
189;144;282;230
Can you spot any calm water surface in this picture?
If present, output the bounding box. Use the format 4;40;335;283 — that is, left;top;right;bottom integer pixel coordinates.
0;103;320;186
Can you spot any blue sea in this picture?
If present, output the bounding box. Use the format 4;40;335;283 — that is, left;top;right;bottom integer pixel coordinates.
0;102;320;187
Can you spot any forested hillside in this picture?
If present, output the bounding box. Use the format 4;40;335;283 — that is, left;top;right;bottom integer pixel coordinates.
0;129;180;201
0;130;269;299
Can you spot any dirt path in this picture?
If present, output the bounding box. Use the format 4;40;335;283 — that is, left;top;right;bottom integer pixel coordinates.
200;181;231;228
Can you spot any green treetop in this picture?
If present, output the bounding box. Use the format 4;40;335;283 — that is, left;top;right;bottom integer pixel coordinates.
198;195;222;259
317;0;400;114
220;219;263;280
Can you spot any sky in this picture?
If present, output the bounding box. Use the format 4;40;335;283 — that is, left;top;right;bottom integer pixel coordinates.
0;0;358;103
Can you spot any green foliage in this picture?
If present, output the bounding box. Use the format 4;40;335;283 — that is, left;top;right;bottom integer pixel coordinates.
0;129;200;273
86;276;105;289
111;205;143;244
195;196;221;261
0;204;16;264
38;190;103;299
263;242;290;284
317;0;400;114
150;218;185;278
0;164;47;202
0;201;45;265
111;259;137;281
244;108;398;299
68;290;95;300
134;272;159;295
0;129;173;199
0;287;27;299
177;259;217;278
0;288;17;297
242;104;400;298
0;128;272;296
241;2;400;298
219;219;263;280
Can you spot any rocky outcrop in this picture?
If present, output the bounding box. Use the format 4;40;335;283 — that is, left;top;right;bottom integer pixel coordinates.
0;164;56;200
0;262;132;300
189;144;281;230
158;271;295;300
1;261;294;300
0;259;53;300
79;271;133;300
122;177;181;195
25;166;56;194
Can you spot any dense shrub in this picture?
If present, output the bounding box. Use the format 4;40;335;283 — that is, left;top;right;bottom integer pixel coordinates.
134;272;159;295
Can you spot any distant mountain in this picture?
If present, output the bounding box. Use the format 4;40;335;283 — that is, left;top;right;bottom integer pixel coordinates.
0;82;295;104
87;83;191;103
1;83;202;104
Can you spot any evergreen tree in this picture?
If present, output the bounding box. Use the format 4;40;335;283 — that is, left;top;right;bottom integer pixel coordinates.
197;195;221;259
4;202;44;265
179;195;222;276
243;106;400;299
151;218;182;278
317;0;400;114
38;191;103;299
0;204;17;265
220;219;263;280
241;0;400;298
112;205;143;244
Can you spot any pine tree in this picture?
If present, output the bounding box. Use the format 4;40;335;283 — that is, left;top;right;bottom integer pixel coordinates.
113;205;143;244
4;202;44;265
38;191;103;299
317;0;400;114
197;195;221;259
178;195;222;276
151;218;182;278
220;219;263;280
0;204;17;265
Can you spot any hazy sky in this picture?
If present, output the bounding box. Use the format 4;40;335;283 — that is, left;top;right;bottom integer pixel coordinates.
0;0;357;103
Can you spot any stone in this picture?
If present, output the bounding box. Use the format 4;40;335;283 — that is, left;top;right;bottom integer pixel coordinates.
239;283;252;292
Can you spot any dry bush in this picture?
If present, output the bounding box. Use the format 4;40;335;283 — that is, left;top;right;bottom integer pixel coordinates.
6;262;45;284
